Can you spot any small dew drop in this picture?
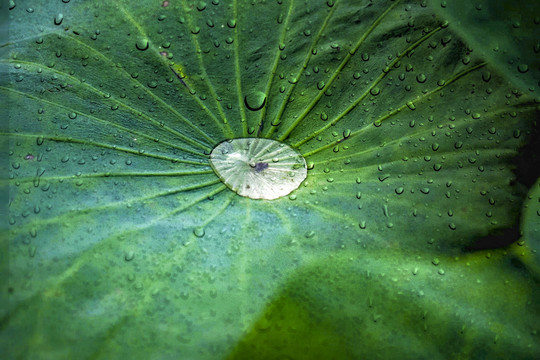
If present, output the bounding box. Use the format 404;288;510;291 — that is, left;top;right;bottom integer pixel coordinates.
135;38;149;51
517;64;529;73
124;251;135;262
54;13;64;26
193;227;205;238
244;91;266;111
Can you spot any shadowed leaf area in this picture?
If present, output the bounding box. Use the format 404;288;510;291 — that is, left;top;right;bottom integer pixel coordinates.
2;0;539;359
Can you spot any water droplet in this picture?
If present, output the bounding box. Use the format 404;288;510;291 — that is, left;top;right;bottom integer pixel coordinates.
416;73;426;83
517;64;529;73
193;227;205;237
197;1;207;11
54;13;64;25
370;87;380;96
33;168;45;187
135;38;149;51
124;251;135;261
244;91;266;111
209;138;307;200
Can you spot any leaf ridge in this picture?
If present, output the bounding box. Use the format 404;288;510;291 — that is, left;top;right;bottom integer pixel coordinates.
3;62;212;155
293;23;443;148
301;62;487;158
256;0;295;138
263;0;340;139
181;0;235;138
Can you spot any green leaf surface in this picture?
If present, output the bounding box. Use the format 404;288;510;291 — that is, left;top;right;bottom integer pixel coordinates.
516;179;540;279
3;0;539;359
427;0;540;93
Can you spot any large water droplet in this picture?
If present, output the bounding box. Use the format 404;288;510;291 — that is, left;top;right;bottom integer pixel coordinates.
209;138;307;200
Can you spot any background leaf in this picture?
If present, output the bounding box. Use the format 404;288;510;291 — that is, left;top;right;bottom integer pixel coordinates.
515;179;540;279
3;0;539;359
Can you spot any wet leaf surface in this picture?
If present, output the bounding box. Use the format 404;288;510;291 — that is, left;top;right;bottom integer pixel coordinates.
3;1;539;359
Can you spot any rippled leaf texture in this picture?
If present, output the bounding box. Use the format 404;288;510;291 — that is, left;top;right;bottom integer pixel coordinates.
3;1;539;359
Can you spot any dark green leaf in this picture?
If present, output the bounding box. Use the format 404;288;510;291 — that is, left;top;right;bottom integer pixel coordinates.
3;1;539;359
